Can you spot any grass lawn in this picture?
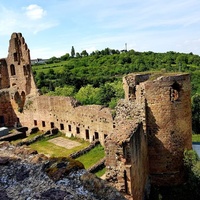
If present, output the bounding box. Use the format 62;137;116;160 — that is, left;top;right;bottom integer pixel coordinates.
12;131;106;173
76;145;105;169
192;134;200;142
32;62;66;73
95;167;106;177
29;134;89;157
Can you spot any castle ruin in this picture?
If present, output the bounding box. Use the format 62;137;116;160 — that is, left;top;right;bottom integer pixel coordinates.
0;33;192;200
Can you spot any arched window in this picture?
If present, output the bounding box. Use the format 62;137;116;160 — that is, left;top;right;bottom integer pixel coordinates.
170;82;181;102
13;53;17;61
10;64;16;76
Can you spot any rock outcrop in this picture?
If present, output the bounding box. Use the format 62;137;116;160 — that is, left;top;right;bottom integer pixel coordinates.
0;142;126;200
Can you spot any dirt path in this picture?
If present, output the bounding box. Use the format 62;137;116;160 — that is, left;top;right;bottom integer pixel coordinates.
49;137;81;149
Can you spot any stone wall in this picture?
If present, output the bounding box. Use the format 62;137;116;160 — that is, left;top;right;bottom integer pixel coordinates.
18;95;114;146
0;58;9;89
0;90;18;127
105;122;149;200
123;73;150;101
105;78;149;200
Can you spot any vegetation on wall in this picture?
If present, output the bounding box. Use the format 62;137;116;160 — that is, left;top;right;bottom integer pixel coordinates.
32;48;200;133
183;150;200;198
150;150;200;200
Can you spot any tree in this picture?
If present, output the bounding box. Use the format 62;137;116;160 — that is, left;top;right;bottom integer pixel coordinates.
71;46;75;58
48;86;75;97
81;50;88;57
98;83;115;106
192;94;200;134
75;85;100;104
76;52;81;58
60;53;70;61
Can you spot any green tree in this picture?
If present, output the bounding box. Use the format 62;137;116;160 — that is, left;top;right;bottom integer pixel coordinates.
192;94;200;133
76;52;81;58
75;84;100;105
98;83;115;106
71;46;75;58
60;53;70;61
81;50;88;57
48;85;75;97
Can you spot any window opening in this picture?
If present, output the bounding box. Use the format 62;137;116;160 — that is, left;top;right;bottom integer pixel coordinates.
42;121;46;127
170;82;181;102
94;131;99;139
76;127;80;134
34;120;37;126
10;64;16;76
60;123;64;130
13;53;17;62
85;129;89;139
50;122;54;128
0;116;4;124
68;125;72;132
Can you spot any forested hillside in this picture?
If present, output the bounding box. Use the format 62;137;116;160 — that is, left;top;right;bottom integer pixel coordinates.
32;48;200;133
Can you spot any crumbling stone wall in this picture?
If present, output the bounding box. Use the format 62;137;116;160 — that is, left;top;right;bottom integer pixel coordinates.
123;73;150;101
105;122;149;200
18;95;114;146
0;59;9;89
0;33;38;127
105;78;149;200
122;73;192;185
0;90;18;127
6;33;37;96
105;73;192;199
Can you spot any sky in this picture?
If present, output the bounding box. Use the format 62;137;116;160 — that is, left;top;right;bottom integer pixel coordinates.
0;0;200;59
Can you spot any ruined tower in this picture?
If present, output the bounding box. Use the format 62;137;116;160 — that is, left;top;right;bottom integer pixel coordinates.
0;33;38;127
6;33;37;95
144;74;192;185
105;73;192;200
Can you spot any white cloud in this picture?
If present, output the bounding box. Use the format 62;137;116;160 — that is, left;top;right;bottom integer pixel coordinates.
24;4;46;20
0;4;58;36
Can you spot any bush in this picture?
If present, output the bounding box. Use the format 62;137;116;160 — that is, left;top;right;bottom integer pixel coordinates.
184;149;199;168
183;150;200;198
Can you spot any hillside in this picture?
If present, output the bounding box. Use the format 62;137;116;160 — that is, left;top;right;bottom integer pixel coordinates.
32;49;200;133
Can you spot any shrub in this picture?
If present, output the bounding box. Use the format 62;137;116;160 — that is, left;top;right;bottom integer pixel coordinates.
184;149;200;198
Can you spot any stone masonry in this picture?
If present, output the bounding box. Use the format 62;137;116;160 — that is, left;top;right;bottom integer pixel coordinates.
0;33;192;200
105;73;192;199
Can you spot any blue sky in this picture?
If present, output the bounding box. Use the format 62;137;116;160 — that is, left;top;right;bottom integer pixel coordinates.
0;0;200;59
